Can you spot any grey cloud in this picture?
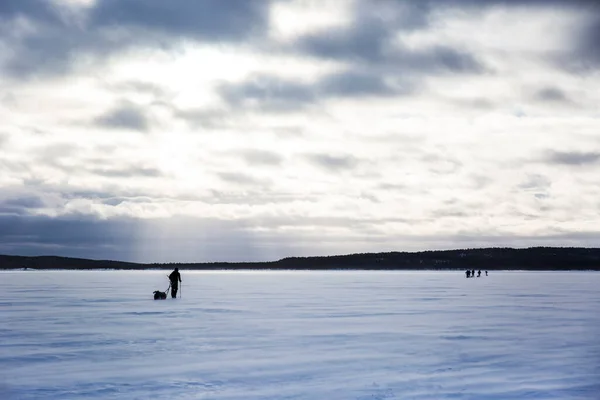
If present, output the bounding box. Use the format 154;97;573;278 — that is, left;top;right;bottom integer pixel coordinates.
378;183;407;191
319;70;407;97
217;171;269;186
219;75;316;112
219;70;411;111
0;214;140;260
36;143;79;160
557;9;600;71
294;0;598;78
174;108;231;129
3;196;45;209
0;0;58;22
534;87;570;103
89;166;163;178
517;174;552;190
305;154;360;172
94;103;149;131
544;150;600;166
101;196;154;206
205;190;318;206
1;0;273;78
89;0;269;42
0;195;46;216
0;214;295;262
111;81;169;98
240;150;283;166
422;153;463;175
295;24;484;74
3;0;598;80
297;19;391;63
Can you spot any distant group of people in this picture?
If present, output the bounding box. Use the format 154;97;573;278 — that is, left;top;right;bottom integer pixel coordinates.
465;269;487;278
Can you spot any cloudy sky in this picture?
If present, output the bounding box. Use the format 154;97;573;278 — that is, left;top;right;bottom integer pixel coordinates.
1;0;599;263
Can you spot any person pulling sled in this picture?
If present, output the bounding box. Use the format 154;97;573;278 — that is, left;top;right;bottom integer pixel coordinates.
168;268;182;298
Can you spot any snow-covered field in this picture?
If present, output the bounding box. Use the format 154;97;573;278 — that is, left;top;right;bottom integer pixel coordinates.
1;270;599;400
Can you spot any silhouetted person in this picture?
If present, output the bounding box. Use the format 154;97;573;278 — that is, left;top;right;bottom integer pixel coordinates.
485;271;488;276
168;268;182;298
477;270;481;277
471;269;475;277
466;270;471;278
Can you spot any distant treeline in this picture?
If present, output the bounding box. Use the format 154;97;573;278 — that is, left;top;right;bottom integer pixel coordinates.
1;247;600;270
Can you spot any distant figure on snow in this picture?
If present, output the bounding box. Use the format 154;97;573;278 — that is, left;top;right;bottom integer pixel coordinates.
485;271;488;276
471;269;475;278
168;268;182;298
466;270;471;278
477;270;481;277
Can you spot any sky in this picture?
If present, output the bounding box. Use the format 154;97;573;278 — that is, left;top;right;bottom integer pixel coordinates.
1;0;599;263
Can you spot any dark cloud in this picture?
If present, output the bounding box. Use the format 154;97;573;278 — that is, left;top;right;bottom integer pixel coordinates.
94;103;149;131
305;154;360;172
0;214;280;262
0;0;57;21
544;150;600;166
0;0;273;78
89;0;269;41
2;0;598;80
0;195;46;216
294;23;484;74
0;214;140;260
534;87;570;103
557;7;600;71
293;0;599;78
318;70;406;97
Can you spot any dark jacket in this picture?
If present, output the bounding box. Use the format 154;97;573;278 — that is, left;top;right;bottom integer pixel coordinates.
169;270;181;285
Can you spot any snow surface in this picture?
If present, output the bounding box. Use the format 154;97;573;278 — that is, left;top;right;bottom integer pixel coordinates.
1;270;599;400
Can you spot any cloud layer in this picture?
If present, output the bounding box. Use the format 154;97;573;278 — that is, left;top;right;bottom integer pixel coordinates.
1;0;599;262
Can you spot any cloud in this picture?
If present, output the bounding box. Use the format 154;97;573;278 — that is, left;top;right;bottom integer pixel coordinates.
318;70;407;97
94;103;150;131
0;214;287;262
305;154;360;172
219;69;413;111
543;151;600;166
217;171;269;186
533;87;571;103
293;21;484;74
89;166;163;178
517;174;552;191
240;149;283;166
558;8;600;71
0;0;274;78
0;195;46;216
2;0;600;263
218;75;316;112
88;0;270;41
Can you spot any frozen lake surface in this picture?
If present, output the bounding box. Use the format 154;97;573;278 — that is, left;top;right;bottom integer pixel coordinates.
1;270;599;399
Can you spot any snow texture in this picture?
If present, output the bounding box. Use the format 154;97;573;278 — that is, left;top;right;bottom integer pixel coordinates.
1;270;599;399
